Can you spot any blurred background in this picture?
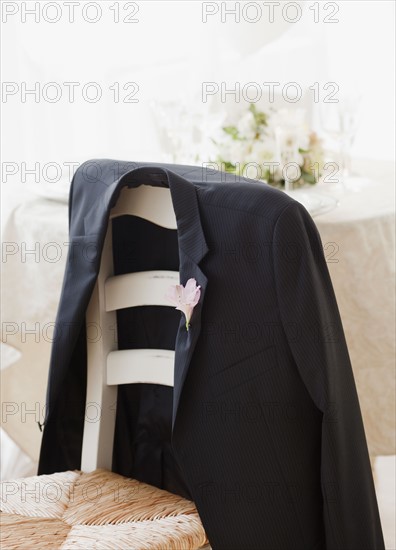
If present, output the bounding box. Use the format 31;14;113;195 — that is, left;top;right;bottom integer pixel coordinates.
2;1;395;181
1;1;395;546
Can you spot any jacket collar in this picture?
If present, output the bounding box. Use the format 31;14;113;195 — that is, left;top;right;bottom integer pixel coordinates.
83;165;209;265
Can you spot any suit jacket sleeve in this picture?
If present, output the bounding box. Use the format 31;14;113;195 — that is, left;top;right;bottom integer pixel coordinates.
272;201;385;550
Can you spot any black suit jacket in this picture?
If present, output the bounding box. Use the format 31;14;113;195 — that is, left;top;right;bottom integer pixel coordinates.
38;160;384;549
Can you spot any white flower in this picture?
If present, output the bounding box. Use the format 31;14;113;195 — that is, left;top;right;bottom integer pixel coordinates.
236;110;256;140
230;139;251;165
245;138;276;164
275;128;307;166
219;138;251;167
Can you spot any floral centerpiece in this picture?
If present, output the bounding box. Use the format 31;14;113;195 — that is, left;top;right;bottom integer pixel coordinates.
212;104;324;188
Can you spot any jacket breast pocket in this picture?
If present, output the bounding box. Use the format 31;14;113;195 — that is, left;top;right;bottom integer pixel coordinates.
209;345;278;399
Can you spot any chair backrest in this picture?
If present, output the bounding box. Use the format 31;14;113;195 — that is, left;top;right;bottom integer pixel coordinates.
81;185;178;472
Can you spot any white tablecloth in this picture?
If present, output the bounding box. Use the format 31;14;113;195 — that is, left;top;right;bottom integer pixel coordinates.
1;198;68;468
1;172;395;475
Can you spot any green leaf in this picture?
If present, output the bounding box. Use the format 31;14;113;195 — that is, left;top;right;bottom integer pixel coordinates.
222;125;239;140
220;160;237;172
301;170;317;184
249;103;268;127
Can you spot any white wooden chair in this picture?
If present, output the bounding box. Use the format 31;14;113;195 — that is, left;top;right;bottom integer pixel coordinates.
0;185;209;550
82;185;180;472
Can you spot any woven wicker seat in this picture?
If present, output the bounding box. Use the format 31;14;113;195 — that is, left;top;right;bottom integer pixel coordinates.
1;186;209;549
0;469;208;549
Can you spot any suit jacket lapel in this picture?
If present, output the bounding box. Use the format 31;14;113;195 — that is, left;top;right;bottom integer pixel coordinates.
119;168;210;427
172;254;208;426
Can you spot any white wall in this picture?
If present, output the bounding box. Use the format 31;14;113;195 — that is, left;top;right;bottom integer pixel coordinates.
322;0;395;161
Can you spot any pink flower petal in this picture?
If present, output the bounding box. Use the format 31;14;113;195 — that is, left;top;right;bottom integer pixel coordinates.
165;278;201;330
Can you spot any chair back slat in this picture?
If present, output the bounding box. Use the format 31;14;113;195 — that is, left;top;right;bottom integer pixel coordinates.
107;349;175;386
110;185;177;229
105;270;179;312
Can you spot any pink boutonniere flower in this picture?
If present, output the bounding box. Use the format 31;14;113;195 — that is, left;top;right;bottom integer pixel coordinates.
165;278;201;331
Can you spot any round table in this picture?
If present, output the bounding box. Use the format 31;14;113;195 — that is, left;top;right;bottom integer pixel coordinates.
1;172;395;474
